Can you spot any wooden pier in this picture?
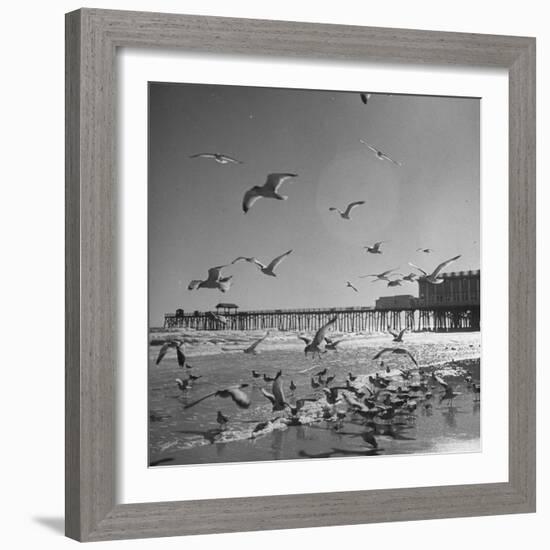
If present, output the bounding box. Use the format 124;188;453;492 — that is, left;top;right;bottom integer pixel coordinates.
163;305;480;333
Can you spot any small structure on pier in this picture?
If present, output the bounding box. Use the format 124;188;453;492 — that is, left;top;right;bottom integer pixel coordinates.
215;303;239;315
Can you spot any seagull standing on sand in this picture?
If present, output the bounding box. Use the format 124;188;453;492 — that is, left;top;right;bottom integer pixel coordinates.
216;411;229;428
188;265;233;293
243;331;271;354
359;139;402;166
299;316;338;358
242;173;298;213
329;200;366;220
364;241;388;254
189;153;243;164
408;255;462;284
360;268;399;282
232;250;292;277
346;281;359;292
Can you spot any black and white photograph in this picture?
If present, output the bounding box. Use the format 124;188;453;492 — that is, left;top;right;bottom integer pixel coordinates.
148;82;481;467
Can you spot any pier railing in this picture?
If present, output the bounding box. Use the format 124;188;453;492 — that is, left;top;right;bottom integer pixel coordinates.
163;305;480;332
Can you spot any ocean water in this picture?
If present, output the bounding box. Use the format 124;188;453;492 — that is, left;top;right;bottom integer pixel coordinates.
148;330;481;466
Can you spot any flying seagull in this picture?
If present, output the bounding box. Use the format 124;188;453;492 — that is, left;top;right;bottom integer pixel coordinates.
359;139;402;166
155;339;185;367
260;370;286;411
188;264;233;293
184;384;251;409
359;268;399;282
189;153;243;165
408;255;461;284
243;331;270;354
416;248;435;253
346;281;358;292
400;272;418;282
232;250;292;277
299;316;338;358
329;200;366;220
387;278;403;287
388;327;407;342
372;347;418;366
242;173;298;213
364;241;387;254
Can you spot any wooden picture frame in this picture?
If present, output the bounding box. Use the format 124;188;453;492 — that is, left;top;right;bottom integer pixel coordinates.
65;8;536;542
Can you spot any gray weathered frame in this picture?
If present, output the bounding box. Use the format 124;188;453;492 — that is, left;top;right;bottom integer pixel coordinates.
65;8;536;542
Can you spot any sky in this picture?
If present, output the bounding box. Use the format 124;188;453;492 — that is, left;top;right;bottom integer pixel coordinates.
149;82;479;326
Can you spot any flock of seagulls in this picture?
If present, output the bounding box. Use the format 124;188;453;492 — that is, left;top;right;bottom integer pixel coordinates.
153;328;480;456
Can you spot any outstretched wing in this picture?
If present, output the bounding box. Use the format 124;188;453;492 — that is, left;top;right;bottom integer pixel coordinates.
359;139;378;154
372;348;393;360
176;347;186;367
397;328;407;340
155;342;171;365
431;255;461;278
245;331;270;352
183;391;218;409
220;154;243;164
260;388;276;405
343;201;366;217
232;256;266;269
408;262;428;276
433;374;448;388
206;264;228;282
297;335;312;345
266;249;293;272
312;316;337;347
381;267;399;277
242;187;262;213
187;280;202;290
387;326;398;338
380;153;402;166
403;349;418;366
272;376;286;410
328;207;343;215
264;173;298;193
189;153;216;159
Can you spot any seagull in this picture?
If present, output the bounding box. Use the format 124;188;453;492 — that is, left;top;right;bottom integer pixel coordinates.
346;281;358;292
188;264;233;293
388;327;407;342
387;278;403;287
289;380;297;391
251;370;262;378
408;255;461;284
184;384;251;409
260;370;286;411
310;377;321;389
359;139;402;166
401;272;418;282
189;373;201;381
359;268;399;282
206;311;228;326
242;173;298;213
243;331;270;354
155;339;185;366
373;347;418;366
189;153;243;165
416;248;435;253
299;316;338;358
329;200;366;220
360;92;371;105
364;241;387;254
325;337;345;351
216;411;229;428
232;250;292;277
